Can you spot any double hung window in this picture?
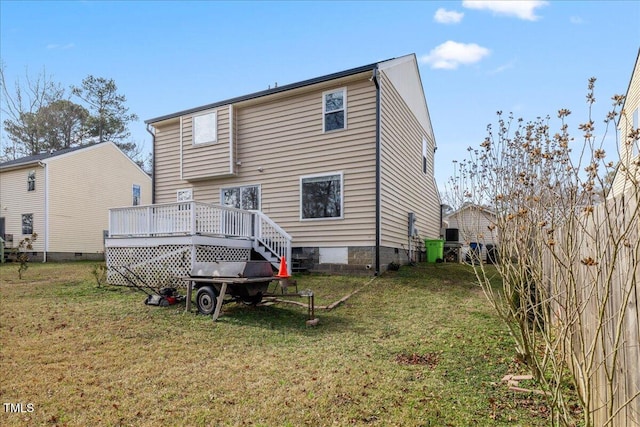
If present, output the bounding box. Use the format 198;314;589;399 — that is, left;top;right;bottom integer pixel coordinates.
27;171;35;191
323;88;346;132
22;214;33;235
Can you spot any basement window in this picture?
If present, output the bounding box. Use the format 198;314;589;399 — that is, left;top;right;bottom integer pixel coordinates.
300;172;343;220
27;170;35;191
323;88;346;132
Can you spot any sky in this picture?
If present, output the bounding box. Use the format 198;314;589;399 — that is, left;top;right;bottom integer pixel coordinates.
1;0;639;191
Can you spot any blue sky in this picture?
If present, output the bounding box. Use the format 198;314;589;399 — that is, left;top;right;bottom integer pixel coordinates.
1;0;639;190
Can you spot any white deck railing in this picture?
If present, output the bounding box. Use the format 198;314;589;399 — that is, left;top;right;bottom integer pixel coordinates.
108;202;292;270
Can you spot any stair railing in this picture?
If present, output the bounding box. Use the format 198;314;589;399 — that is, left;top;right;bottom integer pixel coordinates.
252;210;292;275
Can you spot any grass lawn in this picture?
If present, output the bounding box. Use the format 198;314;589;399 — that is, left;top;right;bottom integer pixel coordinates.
0;261;553;426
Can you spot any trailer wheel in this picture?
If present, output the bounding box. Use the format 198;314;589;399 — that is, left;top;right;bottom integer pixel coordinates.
241;292;263;306
196;286;218;315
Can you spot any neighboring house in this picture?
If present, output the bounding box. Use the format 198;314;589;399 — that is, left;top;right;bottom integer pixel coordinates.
0;142;151;261
107;53;440;279
611;48;640;197
442;205;499;262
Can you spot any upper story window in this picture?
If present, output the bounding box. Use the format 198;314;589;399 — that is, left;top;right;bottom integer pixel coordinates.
633;108;639;158
300;172;343;220
132;185;141;206
192;111;217;145
323;88;346;132
27;170;35;191
422;138;428;174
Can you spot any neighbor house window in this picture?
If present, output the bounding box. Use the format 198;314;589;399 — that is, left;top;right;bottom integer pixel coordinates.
422;138;428;174
132;185;141;206
192;111;217;145
301;173;343;219
27;170;35;191
633;108;639;158
323;88;346;132
22;214;33;235
222;185;260;210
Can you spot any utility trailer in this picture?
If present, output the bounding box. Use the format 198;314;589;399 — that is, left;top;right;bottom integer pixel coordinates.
185;261;276;321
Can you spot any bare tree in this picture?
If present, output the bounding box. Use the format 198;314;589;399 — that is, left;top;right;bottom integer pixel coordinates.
449;79;639;426
0;64;64;159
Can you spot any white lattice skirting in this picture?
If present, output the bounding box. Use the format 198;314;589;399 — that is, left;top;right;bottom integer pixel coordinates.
106;245;251;288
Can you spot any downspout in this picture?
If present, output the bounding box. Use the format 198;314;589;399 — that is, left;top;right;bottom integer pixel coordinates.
371;66;381;275
146;124;156;204
38;161;48;263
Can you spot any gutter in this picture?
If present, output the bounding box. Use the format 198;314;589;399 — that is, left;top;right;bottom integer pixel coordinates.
371;66;381;275
146;124;156;204
38;161;48;263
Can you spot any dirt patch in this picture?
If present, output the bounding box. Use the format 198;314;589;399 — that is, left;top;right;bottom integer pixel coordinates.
395;352;440;369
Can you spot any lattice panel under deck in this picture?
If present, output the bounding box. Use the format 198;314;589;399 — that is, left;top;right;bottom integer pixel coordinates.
106;245;251;288
195;245;251;263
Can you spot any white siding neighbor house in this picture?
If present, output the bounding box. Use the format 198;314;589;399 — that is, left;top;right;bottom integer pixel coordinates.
0;142;151;261
443;205;499;263
611;48;640;197
106;54;441;282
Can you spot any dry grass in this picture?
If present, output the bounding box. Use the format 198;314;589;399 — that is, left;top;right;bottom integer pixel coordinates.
0;261;555;426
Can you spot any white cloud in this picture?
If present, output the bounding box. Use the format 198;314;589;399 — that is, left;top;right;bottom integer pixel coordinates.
420;41;490;70
47;43;75;50
434;8;464;24
462;0;548;21
489;59;516;74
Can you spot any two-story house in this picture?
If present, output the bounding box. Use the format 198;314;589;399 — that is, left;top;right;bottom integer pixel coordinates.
105;53;440;284
0;142;151;261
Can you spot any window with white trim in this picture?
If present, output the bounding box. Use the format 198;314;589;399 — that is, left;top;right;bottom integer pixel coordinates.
323;88;346;132
422;138;428;174
22;213;33;235
177;189;193;202
301;173;343;219
27;170;35;191
221;185;260;210
132;185;141;206
177;189;193;211
192;111;217;145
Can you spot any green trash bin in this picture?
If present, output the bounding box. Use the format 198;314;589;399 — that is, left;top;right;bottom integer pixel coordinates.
425;239;444;263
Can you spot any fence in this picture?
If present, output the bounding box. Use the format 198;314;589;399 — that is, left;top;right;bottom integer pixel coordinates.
543;191;639;426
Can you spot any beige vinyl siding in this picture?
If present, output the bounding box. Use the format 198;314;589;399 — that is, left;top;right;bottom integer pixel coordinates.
0;165;46;252
154;122;186;203
46;143;151;253
154;74;378;247
379;71;440;248
181;107;233;180
611;52;640;197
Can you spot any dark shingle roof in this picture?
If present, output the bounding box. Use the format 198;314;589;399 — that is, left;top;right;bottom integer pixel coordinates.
0;143;99;169
145;60;388;125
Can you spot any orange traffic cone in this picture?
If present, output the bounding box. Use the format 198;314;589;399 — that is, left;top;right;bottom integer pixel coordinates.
275;256;290;278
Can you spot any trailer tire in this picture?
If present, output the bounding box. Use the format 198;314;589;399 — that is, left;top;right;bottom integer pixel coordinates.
196;286;218;315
